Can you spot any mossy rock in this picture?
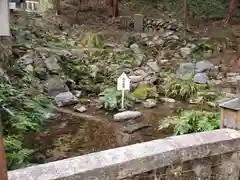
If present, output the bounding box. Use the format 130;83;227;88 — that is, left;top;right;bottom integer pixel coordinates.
132;84;158;100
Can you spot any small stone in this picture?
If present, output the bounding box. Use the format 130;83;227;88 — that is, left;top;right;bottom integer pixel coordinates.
20;53;34;65
155;39;164;46
206;101;216;107
129;76;143;83
179;47;192;58
74;104;87;113
193;73;209;84
195;60;214;73
143;99;157;108
45;56;61;72
71;49;85;58
146;61;159;72
130;43;141;54
54;92;78;107
160;97;176;103
134;54;145;67
72;90;83;98
146;41;154;47
25;65;34;72
113;111;142;121
134;69;148;78
227;72;239;77
163;31;174;37
122;123;149;134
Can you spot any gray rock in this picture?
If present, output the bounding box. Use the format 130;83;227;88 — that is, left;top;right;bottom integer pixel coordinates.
160;97;176;103
193;73;209;84
122;123;149;134
129;76;143;83
180;47;192;58
54;92;78;107
176;63;195;80
168;35;180;40
195;60;214;73
45;56;61;72
89;64;99;77
144;75;158;84
74;104;87;113
143;99;157;108
134;69;148;78
34;60;47;80
163;31;174;38
113;111;142;121
146;41;154;47
134;54;145;67
71;49;86;58
25;65;34;72
130;43;141;54
20;53;34;65
72;90;84;98
0;67;9;82
146;61;159;72
44;76;69;97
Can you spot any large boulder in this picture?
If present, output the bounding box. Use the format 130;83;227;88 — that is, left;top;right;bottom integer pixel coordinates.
54;92;78;107
44;76;69;97
44;56;61;73
176;63;195;80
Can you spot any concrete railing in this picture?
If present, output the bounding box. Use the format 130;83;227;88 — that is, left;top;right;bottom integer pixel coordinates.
8;129;240;180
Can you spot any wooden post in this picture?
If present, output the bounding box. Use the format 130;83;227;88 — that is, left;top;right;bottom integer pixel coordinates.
0;120;8;180
183;0;188;38
237;79;240;97
134;14;144;33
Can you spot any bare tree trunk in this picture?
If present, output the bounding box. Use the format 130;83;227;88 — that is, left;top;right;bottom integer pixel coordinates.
112;0;119;17
223;0;237;25
55;0;62;15
183;0;188;38
0;120;8;180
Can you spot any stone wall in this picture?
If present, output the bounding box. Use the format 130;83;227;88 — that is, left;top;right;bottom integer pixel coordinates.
8;129;240;180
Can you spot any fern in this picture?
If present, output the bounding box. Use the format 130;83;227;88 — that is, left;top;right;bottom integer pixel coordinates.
159;110;220;135
0;82;53;170
164;75;207;100
99;87;135;111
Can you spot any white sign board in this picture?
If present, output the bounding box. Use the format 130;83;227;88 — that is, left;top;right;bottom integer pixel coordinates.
117;72;130;91
117;72;130;110
9;2;16;9
0;0;10;36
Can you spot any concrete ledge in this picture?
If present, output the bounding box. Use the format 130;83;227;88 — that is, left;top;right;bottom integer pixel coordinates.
8;129;240;180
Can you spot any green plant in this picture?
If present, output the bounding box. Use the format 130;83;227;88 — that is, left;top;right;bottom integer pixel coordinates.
0;83;53;170
99;87;135;111
189;90;223;105
81;32;104;48
159;110;220;135
164;75;207;100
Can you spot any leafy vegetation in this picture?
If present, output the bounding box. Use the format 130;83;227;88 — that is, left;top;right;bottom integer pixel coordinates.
162;0;230;19
99;87;135;111
0;83;53;170
159;110;220;135
163;75;207;100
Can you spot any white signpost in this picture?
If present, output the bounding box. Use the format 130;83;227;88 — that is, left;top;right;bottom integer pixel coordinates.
117;72;130;110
